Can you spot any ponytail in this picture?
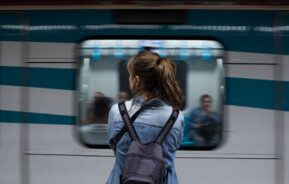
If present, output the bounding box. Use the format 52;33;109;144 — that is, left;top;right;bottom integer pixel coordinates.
128;51;184;108
155;58;184;108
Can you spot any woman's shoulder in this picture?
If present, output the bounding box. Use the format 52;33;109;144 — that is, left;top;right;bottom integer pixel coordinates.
109;100;133;114
158;105;184;130
174;110;184;130
109;100;184;129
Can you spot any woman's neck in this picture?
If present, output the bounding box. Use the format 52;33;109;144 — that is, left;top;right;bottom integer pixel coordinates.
139;91;156;100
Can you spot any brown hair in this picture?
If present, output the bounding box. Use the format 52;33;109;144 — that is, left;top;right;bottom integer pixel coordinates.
200;94;212;102
127;50;184;108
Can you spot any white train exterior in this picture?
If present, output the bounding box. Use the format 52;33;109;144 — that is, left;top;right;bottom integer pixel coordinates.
0;7;289;184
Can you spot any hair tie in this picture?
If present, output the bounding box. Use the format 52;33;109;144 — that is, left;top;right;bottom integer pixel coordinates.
156;58;162;65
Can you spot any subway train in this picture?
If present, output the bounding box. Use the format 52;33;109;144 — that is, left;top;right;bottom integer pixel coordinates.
0;3;289;184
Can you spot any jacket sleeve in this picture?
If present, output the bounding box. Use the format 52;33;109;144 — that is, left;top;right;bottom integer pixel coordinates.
167;112;184;151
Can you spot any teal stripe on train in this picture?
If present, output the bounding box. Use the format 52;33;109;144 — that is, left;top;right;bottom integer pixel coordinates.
1;10;287;54
1;66;289;112
0;110;76;125
0;66;76;90
226;77;289;111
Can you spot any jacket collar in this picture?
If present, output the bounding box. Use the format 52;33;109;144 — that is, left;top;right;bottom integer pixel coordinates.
132;95;166;107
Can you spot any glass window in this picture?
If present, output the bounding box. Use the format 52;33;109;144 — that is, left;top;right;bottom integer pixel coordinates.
77;39;224;149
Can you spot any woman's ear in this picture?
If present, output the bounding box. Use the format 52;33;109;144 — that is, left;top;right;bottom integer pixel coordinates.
135;76;140;87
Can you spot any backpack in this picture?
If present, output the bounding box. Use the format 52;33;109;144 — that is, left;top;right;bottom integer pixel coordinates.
118;101;179;184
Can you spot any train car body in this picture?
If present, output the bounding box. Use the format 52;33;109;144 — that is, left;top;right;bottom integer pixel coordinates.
0;6;289;184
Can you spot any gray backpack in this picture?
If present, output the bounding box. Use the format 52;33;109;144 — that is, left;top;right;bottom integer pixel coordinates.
118;101;179;184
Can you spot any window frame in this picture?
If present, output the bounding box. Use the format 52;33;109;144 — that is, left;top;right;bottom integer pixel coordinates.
76;35;226;151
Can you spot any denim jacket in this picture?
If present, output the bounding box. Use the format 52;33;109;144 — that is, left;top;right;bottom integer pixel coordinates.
107;96;184;184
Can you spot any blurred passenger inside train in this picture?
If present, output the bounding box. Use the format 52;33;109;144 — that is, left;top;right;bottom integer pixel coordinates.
79;91;111;146
89;91;112;124
107;50;184;184
118;91;129;102
188;94;220;147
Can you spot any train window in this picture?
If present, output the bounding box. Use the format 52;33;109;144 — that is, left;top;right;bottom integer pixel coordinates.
77;39;224;150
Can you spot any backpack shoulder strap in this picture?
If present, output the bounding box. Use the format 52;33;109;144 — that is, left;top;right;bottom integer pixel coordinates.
156;109;180;144
110;102;147;151
118;101;139;141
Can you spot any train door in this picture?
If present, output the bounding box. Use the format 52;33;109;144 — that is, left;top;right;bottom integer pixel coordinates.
0;12;28;184
276;11;289;184
284;12;289;184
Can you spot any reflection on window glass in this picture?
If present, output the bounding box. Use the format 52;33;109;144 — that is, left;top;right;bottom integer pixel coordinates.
78;39;224;149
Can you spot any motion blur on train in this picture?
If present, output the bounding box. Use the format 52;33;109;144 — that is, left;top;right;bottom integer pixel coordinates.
0;1;289;184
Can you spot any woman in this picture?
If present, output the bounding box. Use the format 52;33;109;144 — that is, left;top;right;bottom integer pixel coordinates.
107;50;184;184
